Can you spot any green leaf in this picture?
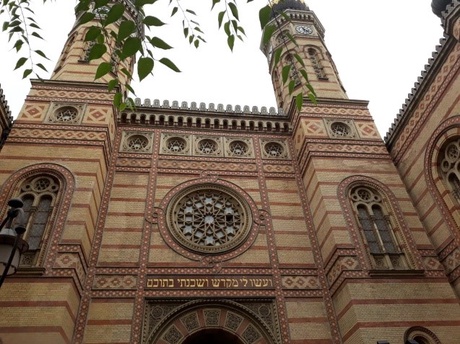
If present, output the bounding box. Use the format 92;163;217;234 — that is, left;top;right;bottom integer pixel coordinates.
13;39;23;52
186;9;196;15
149;36;173;50
105;3;125;25
171;6;178;16
143;15;165;26
159;57;181;72
308;92;317;104
95;62;111;79
211;0;220;10
14;57;27;70
262;24;276;45
259;5;271;29
223;21;230;36
295;93;303;110
227;34;235;51
31;31;44;40
137;57;154;81
274;47;283;65
113;91;123;107
85;26;101;41
121;68;133;79
22;68;32;78
300;69;309;83
95;0;110;8
34;49;49;60
293;53;305;67
2;21;9;31
228;2;239;20
307;83;317;97
36;63;48;72
121;36;141;58
218;11;225;28
89;43;107;60
118;20;136;42
107;79;118;92
282;64;291;84
288;80;295;94
79;12;95;25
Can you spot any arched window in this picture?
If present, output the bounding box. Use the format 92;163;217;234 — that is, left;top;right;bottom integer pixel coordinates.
404;326;441;344
439;137;460;199
350;185;408;270
307;48;327;80
17;175;60;265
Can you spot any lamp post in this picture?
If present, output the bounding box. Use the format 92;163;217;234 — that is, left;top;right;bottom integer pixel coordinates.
0;198;29;288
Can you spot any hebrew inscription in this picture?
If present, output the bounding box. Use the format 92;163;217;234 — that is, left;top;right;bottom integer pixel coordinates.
146;276;274;289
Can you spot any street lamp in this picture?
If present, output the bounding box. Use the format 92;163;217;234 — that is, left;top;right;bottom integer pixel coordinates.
0;198;29;288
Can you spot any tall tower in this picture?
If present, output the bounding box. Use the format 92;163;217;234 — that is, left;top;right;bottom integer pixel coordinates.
0;2;142;343
260;1;460;343
262;0;347;112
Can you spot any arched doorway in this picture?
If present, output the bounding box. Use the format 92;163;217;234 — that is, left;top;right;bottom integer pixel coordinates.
183;329;244;344
143;300;279;344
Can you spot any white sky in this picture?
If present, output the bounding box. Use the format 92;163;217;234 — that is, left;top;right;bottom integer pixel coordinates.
0;0;444;138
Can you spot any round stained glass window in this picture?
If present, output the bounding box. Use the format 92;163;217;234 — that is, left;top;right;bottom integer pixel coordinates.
55;106;78;122
127;135;148;151
229;141;248;156
166;185;252;254
167;137;186;153
331;122;351;137
265;142;284;157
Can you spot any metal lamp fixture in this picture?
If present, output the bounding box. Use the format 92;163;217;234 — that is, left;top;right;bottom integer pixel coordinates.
0;198;29;288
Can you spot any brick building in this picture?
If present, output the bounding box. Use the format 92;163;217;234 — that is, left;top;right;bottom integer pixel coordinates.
0;0;459;343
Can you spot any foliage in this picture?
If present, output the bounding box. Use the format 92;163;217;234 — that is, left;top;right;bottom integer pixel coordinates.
0;0;315;110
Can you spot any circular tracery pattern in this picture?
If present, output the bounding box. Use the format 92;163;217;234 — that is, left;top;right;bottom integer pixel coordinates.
167;185;251;254
331;122;351;137
167;137;186;153
264;142;284;157
198;139;218;154
55;107;78;122
229;141;248;156
127;135;148;151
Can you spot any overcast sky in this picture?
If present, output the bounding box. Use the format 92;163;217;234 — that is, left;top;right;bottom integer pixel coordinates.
0;0;444;138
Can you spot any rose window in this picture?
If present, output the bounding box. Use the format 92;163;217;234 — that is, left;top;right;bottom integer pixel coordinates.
127;135;148;151
167;185;251;253
198;139;218;154
55;107;78;122
331;122;351;137
229;141;248;156
264;142;284;157
167;137;186;153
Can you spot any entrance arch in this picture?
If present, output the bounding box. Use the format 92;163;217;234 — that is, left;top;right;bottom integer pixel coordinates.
144;300;279;344
183;329;244;344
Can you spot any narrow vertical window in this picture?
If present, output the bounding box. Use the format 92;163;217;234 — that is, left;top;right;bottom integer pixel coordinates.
308;48;327;80
351;186;407;269
18;176;59;265
439;138;460;199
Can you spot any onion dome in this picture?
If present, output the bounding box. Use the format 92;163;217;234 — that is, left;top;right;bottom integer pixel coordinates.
431;0;452;17
270;0;309;19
